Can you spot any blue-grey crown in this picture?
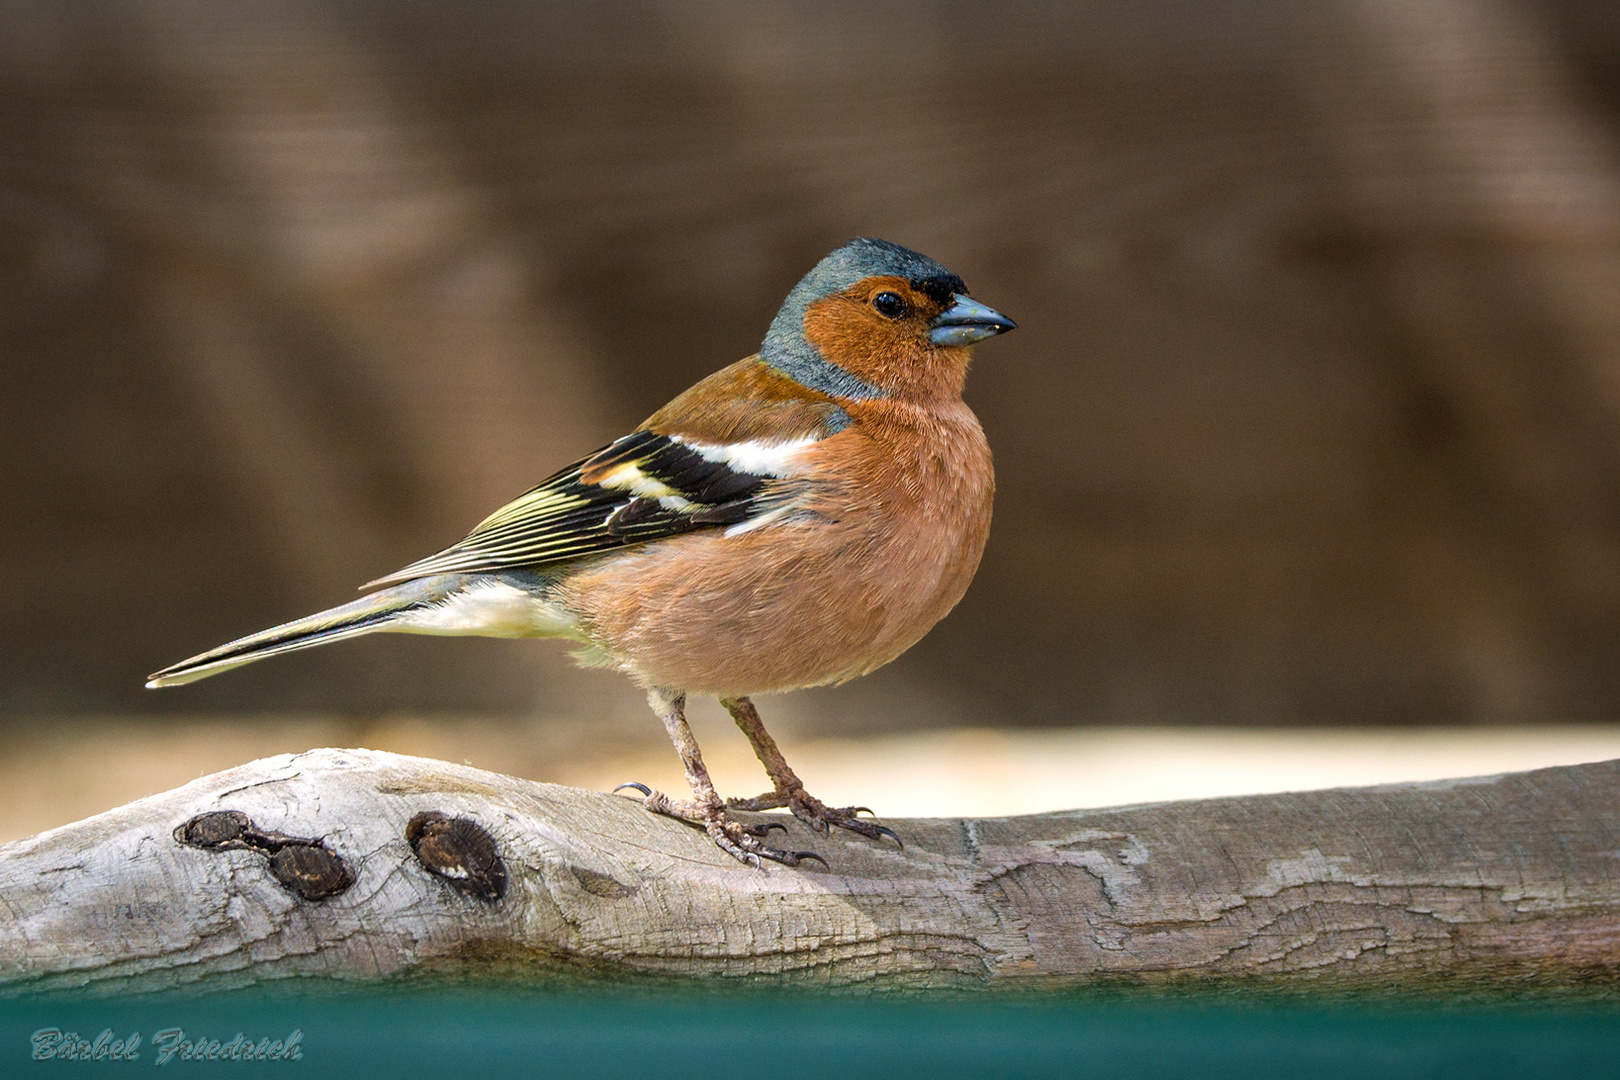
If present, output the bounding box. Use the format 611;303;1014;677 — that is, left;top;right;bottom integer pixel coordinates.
760;238;967;400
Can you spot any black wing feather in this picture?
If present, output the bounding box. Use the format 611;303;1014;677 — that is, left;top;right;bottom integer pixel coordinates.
364;432;791;587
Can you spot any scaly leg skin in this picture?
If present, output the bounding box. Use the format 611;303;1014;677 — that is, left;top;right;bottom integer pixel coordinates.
614;688;826;869
721;696;902;849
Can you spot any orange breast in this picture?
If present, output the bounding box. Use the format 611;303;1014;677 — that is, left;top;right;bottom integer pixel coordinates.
556;399;993;695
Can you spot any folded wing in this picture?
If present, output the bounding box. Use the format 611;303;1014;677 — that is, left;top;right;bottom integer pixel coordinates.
365;429;802;587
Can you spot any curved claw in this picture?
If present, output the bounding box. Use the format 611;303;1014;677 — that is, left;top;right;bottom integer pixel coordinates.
612;782;652;797
871;824;904;849
791;850;829;869
847;807;874;817
743;821;789;837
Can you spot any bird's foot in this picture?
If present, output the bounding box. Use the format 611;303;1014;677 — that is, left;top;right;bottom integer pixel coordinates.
613;783;827;869
726;786;902;848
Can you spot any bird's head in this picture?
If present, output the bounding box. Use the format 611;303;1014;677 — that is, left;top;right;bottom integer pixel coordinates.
761;238;1016;403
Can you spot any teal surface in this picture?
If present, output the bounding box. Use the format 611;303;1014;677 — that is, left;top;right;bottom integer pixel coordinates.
5;983;1619;1078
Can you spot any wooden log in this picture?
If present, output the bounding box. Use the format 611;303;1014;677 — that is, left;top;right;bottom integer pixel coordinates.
2;748;1618;994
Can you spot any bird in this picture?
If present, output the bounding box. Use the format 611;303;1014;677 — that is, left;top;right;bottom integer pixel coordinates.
147;237;1016;868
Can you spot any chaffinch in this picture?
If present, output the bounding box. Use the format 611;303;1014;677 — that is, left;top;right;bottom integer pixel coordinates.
148;237;1016;867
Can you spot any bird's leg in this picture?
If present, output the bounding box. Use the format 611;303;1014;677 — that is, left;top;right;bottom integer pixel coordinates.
721;696;901;848
615;688;825;868
719;696;804;812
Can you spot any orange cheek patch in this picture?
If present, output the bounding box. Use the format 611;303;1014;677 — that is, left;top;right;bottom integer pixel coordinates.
800;276;970;400
802;294;920;390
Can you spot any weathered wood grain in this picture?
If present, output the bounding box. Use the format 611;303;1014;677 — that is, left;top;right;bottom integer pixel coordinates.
3;749;1618;994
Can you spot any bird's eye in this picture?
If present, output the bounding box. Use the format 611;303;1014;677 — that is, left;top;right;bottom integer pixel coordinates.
872;292;906;319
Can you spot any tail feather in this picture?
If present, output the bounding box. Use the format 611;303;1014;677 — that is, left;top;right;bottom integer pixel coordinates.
146;578;452;688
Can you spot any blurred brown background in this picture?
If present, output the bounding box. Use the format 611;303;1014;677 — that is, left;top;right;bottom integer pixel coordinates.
4;0;1620;778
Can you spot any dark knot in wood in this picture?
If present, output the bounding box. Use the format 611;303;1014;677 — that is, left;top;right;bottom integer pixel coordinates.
177;810;252;848
406;811;508;902
570;865;636;899
175;810;354;901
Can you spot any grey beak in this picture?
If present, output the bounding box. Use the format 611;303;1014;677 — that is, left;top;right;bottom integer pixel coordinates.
929;294;1017;347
